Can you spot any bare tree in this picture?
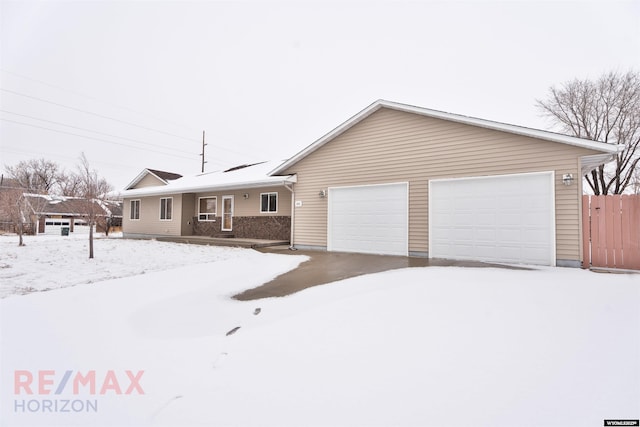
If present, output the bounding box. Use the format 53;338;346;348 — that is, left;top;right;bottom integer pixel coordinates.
537;70;640;195
0;187;30;246
76;153;113;259
5;158;61;194
0;177;50;245
56;171;84;197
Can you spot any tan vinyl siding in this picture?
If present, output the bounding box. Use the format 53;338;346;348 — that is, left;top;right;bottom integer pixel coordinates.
193;186;291;218
132;173;167;189
123;194;183;236
284;108;603;261
123;187;292;237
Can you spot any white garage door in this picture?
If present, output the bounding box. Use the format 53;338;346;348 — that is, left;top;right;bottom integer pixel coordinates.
328;183;408;256
42;219;94;235
429;172;555;266
43;218;70;235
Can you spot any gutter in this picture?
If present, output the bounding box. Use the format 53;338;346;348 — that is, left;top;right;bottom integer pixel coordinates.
284;180;296;250
120;176;297;198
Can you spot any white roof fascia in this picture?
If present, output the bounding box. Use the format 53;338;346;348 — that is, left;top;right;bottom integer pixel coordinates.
97;200;113;216
270;99;621;175
121;176;296;198
23;193;55;200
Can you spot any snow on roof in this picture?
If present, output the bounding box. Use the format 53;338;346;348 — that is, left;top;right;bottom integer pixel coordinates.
124;168;183;190
270;99;623;175
120;160;296;198
23;194;111;216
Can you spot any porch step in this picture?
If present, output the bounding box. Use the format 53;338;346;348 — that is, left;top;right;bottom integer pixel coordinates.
154;235;288;249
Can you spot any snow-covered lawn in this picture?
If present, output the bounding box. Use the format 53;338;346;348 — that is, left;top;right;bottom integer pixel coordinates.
0;233;253;298
0;235;638;426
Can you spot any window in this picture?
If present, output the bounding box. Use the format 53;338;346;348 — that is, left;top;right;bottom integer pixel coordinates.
160;197;172;220
260;192;278;213
130;200;140;220
198;197;217;221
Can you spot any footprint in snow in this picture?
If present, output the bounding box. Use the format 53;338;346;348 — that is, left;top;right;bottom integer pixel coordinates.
226;326;241;336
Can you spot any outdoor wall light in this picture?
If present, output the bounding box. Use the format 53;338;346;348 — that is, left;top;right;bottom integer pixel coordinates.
243;193;249;199
319;190;327;198
562;173;574;186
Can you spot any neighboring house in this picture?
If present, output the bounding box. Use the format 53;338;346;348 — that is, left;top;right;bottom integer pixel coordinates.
25;194;122;235
121;161;296;240
101;199;124;231
121;100;620;267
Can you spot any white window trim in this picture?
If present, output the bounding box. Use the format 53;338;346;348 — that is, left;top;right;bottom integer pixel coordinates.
260;192;278;213
160;197;173;221
198;196;217;222
130;199;141;221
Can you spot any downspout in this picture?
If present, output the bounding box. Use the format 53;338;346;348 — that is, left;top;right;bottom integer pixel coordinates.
284;181;296;250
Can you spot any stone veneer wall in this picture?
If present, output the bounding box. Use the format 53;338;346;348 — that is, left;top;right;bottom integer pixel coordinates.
192;216;290;241
192;218;222;236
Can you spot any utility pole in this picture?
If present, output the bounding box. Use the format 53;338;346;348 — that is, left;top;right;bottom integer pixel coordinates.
200;130;207;173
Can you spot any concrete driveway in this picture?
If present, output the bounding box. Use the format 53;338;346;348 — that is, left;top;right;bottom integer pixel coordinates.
234;246;525;300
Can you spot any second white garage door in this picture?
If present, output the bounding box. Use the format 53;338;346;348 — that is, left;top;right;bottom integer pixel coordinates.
328;183;408;256
429;172;556;266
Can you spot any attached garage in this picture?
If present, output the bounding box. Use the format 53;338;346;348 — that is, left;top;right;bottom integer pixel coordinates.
271;100;620;267
328;183;408;256
429;172;556;266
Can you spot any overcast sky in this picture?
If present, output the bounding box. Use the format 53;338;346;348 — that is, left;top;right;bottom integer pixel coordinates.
1;0;639;191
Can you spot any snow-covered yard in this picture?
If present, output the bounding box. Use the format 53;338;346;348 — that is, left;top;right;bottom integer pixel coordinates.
0;234;638;426
0;233;254;299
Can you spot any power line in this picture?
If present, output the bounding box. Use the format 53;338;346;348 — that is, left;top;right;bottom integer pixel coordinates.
1;87;263;162
0;88;200;143
0;68;200;133
1;118;235;168
0;146;132;171
0;118;196;161
0;109;195;156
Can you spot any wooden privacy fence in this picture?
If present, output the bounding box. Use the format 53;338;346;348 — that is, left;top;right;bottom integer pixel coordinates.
582;194;640;270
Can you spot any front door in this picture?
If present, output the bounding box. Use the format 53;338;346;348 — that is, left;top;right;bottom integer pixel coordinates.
222;196;234;231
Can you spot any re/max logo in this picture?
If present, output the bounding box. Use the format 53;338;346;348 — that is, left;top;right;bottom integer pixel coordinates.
14;370;145;395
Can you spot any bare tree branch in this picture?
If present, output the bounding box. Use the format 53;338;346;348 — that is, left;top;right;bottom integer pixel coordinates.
4;158;61;194
536;70;640;195
76;153;113;259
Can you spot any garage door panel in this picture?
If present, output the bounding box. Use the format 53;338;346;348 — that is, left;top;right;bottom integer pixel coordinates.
523;212;548;225
430;172;555;266
329;183;408;256
454;213;474;224
475;212;496;226
500;214;523;226
477;228;499;241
